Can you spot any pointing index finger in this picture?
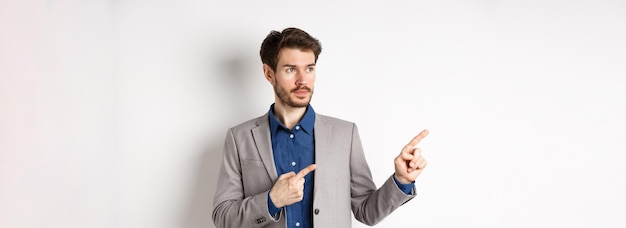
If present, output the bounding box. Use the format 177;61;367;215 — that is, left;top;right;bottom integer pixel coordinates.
296;164;317;179
406;129;429;150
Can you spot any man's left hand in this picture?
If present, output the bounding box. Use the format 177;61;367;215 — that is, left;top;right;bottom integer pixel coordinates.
394;129;429;184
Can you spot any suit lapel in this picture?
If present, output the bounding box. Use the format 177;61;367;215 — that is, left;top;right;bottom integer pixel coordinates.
252;114;278;181
313;114;332;196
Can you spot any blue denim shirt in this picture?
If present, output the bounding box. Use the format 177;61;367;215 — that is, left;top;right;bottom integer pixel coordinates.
267;104;316;228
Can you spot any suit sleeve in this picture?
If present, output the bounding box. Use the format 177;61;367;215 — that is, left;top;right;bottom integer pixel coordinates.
349;124;415;226
212;128;280;228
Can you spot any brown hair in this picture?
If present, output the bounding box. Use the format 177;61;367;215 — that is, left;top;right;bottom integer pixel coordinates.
260;27;322;71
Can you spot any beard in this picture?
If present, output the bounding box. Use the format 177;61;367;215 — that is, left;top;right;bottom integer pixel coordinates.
274;83;313;108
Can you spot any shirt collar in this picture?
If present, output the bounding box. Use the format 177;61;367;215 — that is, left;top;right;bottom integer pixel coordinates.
268;104;316;135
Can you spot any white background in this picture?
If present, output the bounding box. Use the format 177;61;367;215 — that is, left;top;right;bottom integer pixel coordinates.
1;0;625;227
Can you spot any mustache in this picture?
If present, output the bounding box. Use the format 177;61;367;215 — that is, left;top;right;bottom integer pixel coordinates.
291;86;312;93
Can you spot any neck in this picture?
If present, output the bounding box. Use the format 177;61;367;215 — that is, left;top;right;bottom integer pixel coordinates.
273;101;307;130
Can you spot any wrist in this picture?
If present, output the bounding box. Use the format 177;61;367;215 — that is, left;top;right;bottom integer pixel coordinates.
394;173;413;185
269;191;284;208
268;191;282;215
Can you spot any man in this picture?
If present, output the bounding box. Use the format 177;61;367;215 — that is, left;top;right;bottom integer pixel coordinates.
212;27;429;228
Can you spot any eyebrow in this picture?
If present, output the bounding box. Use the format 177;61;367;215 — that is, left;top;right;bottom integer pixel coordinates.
281;63;316;68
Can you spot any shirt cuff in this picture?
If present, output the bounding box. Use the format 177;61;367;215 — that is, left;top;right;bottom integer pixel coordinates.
267;192;281;218
393;175;415;195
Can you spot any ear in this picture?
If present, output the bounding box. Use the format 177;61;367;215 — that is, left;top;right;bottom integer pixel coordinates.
263;64;275;85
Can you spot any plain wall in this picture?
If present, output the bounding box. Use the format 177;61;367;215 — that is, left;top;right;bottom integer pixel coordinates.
1;0;625;228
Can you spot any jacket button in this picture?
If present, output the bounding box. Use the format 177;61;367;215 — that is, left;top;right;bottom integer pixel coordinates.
255;216;266;224
314;208;319;215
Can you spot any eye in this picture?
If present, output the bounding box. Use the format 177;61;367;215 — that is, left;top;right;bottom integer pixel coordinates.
305;67;315;73
286;68;295;73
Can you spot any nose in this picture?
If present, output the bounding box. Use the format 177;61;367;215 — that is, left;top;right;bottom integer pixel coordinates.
296;79;307;86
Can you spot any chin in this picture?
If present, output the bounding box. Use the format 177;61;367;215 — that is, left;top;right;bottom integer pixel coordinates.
289;100;310;108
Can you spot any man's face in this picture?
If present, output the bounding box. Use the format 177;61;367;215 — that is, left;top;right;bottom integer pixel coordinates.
268;48;316;108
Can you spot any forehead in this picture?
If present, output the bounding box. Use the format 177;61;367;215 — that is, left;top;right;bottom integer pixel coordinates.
277;48;316;66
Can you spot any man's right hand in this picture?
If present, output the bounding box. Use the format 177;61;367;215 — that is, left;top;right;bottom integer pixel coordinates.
269;164;317;208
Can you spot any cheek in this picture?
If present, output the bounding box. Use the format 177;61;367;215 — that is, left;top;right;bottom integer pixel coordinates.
308;75;316;85
275;77;294;87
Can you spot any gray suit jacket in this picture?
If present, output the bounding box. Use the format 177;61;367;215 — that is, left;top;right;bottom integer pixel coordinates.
212;113;415;228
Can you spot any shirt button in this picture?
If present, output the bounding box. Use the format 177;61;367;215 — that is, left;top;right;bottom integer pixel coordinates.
289;134;294;139
295;222;301;227
314;208;320;215
295;126;300;130
291;161;296;166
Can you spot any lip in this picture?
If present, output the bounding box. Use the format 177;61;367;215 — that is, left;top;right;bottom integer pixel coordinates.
293;89;310;97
